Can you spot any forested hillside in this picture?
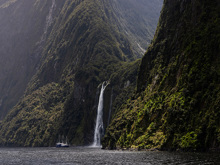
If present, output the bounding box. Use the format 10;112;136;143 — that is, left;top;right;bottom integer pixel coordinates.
0;0;57;119
103;0;220;151
0;0;162;146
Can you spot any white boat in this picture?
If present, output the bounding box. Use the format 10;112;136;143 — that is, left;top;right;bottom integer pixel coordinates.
56;142;69;147
56;136;69;147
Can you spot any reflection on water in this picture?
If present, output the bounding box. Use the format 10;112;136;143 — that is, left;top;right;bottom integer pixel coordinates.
0;147;219;165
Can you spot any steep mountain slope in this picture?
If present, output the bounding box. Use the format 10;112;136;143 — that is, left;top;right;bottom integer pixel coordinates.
0;0;162;120
110;0;162;57
0;0;162;146
0;0;58;119
103;0;220;151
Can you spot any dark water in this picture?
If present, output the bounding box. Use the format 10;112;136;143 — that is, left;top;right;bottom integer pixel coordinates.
0;147;219;165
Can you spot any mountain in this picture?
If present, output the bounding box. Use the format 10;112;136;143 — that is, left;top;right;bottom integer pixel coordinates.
0;0;162;120
0;0;56;119
103;0;220;151
0;0;162;146
110;0;163;57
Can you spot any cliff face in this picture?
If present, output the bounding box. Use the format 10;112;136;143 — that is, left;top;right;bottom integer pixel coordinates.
103;0;220;151
0;0;58;119
110;0;162;57
0;0;162;146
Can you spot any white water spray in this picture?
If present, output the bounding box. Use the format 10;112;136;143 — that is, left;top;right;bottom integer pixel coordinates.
92;82;109;147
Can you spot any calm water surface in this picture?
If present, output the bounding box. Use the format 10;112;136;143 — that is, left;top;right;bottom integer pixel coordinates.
0;147;219;165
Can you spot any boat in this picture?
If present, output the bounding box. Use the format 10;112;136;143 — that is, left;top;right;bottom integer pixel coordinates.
56;142;69;147
56;135;69;147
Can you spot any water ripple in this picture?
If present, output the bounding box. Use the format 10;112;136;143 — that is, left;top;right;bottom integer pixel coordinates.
0;147;219;165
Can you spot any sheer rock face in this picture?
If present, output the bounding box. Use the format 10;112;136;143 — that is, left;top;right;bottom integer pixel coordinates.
103;0;220;151
0;0;162;146
0;0;55;119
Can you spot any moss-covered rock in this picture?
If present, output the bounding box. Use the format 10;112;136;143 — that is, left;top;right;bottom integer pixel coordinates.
0;0;162;146
103;0;220;151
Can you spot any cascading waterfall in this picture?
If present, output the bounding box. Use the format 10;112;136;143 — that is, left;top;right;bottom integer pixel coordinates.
41;0;56;41
45;0;56;33
92;82;109;147
34;0;56;58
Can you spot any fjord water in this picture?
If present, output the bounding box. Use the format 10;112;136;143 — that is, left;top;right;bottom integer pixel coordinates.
0;147;219;165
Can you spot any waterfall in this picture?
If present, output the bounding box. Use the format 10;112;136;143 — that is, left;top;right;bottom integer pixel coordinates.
33;0;56;60
92;82;109;147
44;0;56;35
41;0;56;42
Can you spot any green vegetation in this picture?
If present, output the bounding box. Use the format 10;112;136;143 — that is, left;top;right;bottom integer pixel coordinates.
0;82;69;146
103;0;220;151
0;0;161;146
0;0;54;119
